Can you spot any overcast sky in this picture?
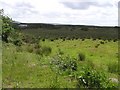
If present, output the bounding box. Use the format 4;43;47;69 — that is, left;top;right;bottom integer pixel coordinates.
0;0;119;26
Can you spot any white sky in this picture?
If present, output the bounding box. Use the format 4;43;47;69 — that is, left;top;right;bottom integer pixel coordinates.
0;0;119;26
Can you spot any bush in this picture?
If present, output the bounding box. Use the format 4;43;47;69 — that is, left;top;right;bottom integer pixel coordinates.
67;60;77;71
34;43;41;49
50;39;54;41
42;38;45;41
60;36;63;39
22;34;37;44
78;53;85;61
13;39;22;46
108;39;111;42
75;38;78;40
76;67;115;88
41;46;52;56
82;39;85;41
98;38;101;40
113;39;117;42
50;55;77;74
27;44;34;53
66;37;71;40
55;38;58;40
108;62;118;74
35;48;41;55
100;41;104;44
1;9;15;43
95;44;100;48
62;38;65;41
21;43;41;54
58;49;64;55
92;38;96;41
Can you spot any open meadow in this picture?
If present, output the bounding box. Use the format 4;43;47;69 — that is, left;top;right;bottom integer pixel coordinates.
2;37;118;88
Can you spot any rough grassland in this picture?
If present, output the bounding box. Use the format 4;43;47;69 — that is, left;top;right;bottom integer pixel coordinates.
2;39;118;88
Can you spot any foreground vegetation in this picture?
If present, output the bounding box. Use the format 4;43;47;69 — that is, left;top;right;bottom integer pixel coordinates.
2;38;118;88
1;9;119;89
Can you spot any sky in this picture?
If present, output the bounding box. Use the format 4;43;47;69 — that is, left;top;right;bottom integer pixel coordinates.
0;0;119;26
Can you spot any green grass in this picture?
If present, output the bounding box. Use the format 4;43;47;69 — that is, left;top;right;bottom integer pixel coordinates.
2;39;118;88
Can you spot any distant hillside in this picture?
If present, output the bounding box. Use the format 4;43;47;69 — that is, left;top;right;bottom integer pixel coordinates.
13;23;119;40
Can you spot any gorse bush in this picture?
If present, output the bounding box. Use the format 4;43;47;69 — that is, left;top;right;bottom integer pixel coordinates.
35;48;41;55
50;55;77;74
13;39;22;46
113;39;117;42
100;41;104;44
58;49;64;55
95;44;100;48
27;44;34;53
78;53;85;61
42;38;45;41
81;39;85;41
34;45;52;56
62;38;65;41
108;61;118;74
76;67;116;88
41;46;52;56
50;39;54;41
22;34;39;44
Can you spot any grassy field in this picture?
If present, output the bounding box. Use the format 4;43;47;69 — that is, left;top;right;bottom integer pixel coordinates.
2;38;118;88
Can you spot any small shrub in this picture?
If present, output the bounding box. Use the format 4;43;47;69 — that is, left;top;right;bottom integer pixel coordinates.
62;38;65;41
41;46;52;56
75;38;78;40
22;35;38;44
34;43;40;49
13;39;22;46
98;38;101;40
42;38;45;41
50;55;77;73
74;44;76;46
105;41;108;43
95;46;98;48
72;36;75;40
108;39;111;42
82;39;85;41
108;62;118;74
95;44;100;48
76;67;114;88
55;38;58;40
24;43;41;54
50;39;54;41
27;45;34;53
68;60;77;71
66;37;71;40
35;48;42;55
100;41;104;44
78;53;85;61
92;38;96;41
90;54;93;56
60;37;63;39
58;49;64;55
113;39;117;42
